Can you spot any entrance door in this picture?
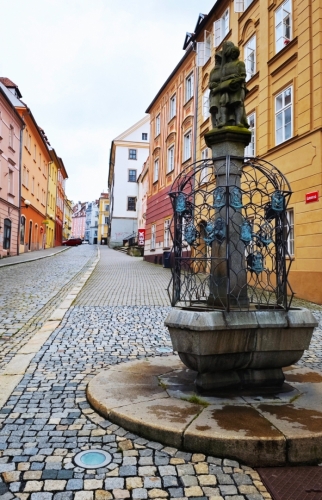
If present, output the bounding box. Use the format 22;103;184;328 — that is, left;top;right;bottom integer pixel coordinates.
28;221;33;251
3;219;11;250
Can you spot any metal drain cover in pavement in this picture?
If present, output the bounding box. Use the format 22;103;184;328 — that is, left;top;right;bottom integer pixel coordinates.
257;467;322;500
74;449;112;468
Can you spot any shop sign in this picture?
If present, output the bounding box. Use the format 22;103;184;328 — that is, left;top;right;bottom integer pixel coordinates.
138;229;146;246
305;191;319;203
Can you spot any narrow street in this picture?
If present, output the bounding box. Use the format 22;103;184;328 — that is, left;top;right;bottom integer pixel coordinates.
0;246;322;500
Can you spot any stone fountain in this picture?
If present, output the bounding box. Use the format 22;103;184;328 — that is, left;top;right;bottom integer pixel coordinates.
165;41;317;393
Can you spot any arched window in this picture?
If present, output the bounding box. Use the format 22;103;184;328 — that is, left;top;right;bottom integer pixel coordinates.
3;219;12;250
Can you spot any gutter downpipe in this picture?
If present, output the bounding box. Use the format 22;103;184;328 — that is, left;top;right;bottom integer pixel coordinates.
17;123;25;255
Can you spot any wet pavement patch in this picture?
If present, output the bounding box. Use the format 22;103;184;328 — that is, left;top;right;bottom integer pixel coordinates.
257;466;322;500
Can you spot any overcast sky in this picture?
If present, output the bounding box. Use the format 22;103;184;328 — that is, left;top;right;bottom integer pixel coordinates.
0;0;215;202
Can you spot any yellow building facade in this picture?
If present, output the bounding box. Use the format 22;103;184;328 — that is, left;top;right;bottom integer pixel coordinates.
45;148;58;248
63;197;73;241
98;192;109;245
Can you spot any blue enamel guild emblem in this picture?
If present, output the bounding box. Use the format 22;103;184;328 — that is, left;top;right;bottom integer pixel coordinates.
271;191;284;212
230;187;243;209
175;193;186;215
213;187;226;209
184;224;197;245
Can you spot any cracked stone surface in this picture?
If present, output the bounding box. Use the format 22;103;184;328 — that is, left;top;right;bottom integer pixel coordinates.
0;246;321;499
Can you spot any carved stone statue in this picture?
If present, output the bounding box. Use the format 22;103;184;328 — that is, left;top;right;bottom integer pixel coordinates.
209;41;249;129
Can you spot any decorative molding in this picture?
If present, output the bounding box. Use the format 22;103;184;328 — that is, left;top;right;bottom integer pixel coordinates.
270;53;298;77
268;2;277;12
245;84;259;101
239;18;257;45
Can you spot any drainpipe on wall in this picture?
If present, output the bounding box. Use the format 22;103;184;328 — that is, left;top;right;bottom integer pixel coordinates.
17;123;25;256
192;65;199;163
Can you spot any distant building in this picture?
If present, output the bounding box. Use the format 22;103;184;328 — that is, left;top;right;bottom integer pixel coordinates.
0;81;24;257
72;202;86;239
108;116;149;247
85;201;99;244
63;197;73;241
55;159;68;246
98;192;109;245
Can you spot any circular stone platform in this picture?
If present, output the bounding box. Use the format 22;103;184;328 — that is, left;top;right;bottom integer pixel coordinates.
86;356;322;467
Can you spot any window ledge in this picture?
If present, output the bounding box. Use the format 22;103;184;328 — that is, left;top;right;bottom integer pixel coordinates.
202;57;212;70
182;157;192;166
184;96;194;107
166;169;174;176
215;29;232;52
267;134;299;154
267;37;298;66
201;117;210;127
168;115;176;125
8;146;15;153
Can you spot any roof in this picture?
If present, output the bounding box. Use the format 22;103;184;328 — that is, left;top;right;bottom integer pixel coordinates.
145;45;193;113
0;83;25;127
0;81;25;109
0;77;22;98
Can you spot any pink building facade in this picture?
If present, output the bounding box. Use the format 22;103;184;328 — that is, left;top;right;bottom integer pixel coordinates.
72;202;86;239
0;82;24;257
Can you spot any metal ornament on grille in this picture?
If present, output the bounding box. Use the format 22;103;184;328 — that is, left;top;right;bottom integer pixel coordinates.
167;156;293;311
175;193;186;215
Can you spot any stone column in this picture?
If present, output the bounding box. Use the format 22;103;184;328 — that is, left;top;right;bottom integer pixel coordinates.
205;127;251;309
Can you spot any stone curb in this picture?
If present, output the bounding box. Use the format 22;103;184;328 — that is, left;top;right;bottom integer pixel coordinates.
0;248;100;409
87;355;322;467
0;246;70;268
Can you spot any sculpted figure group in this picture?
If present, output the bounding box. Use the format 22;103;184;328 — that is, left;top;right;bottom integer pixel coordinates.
209;41;249;129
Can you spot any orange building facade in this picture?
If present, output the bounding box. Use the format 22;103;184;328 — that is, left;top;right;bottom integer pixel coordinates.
144;47;197;265
144;0;322;303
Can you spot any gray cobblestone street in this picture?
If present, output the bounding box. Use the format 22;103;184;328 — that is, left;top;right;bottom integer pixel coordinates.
0;246;322;500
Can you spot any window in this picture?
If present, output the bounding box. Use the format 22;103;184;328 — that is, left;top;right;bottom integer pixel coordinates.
105;204;109;211
275;87;292;145
39;153;42;169
214;9;229;47
275;0;291;52
33;144;37;161
9;125;14;149
37;183;40;200
129;149;137;160
0;111;2;139
203;89;210;119
153;159;159;183
142;133;148;140
167;146;174;173
105;216;109;224
155;114;160;137
26;170;29;189
245;113;255;157
185;73;194;102
183;131;192;162
286;209;294;256
201;148;210;182
127;197;136;211
128;169;137;182
169;94;176;120
234;0;254;12
244;36;256;81
8;169;13;194
22;166;26;186
151;224;156;250
197;31;211;66
164;219;171;247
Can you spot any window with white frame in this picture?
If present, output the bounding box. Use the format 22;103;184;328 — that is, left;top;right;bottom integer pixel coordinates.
167;146;174;173
244;36;256;81
245;113;255;157
8;169;13;194
155;114;160;137
234;0;254;12
151;224;156;250
275;0;292;52
169;94;176;120
197;31;211;66
183;131;192;162
214;8;230;47
285;208;294;256
185;73;194;102
275;87;292;145
9;125;14;149
203;89;210;120
164;219;171;247
33;144;37;161
200;148;210;182
31;177;35;195
153;158;159;182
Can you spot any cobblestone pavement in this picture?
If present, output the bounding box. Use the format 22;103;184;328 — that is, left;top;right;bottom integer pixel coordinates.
0;245;97;372
1;246;322;500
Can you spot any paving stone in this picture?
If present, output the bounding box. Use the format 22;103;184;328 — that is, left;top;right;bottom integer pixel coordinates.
24;481;44;492
132;488;148;499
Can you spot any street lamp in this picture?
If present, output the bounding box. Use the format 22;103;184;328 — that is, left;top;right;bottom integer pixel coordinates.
22;199;31;209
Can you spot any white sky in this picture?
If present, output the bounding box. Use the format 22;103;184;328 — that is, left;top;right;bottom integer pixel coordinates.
0;0;215;202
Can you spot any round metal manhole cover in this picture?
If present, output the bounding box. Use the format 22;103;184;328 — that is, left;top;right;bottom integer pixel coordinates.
74;449;112;468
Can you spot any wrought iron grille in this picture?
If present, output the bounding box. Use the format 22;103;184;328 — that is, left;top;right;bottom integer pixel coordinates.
167;155;294;311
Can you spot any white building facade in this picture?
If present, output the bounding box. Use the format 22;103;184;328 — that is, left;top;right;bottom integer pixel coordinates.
108;116;149;247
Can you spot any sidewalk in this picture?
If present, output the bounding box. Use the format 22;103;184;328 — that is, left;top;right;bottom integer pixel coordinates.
0;246;70;268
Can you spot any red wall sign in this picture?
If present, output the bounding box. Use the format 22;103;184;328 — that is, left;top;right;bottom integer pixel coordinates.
306;191;319;203
138;229;146;246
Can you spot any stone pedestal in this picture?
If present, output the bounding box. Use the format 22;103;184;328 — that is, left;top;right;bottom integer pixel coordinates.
165;308;317;392
205;127;252;308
